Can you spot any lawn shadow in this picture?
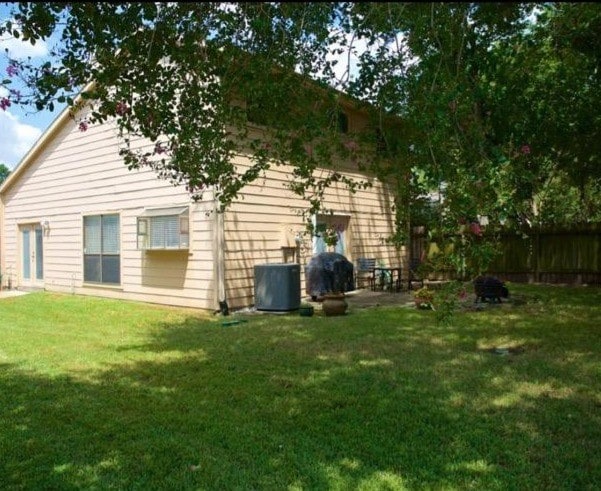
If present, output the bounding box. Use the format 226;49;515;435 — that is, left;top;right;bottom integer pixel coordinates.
2;288;601;489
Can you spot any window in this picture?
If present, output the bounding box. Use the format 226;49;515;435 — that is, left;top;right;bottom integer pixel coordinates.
337;111;349;134
246;101;268;126
83;214;120;284
137;207;189;250
327;108;349;134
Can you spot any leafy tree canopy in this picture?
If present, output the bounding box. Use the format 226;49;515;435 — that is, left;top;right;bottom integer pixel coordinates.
0;163;9;184
1;2;378;216
2;2;601;276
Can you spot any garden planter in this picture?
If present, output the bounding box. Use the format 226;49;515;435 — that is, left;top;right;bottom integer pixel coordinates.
413;287;434;310
299;305;315;317
322;293;348;316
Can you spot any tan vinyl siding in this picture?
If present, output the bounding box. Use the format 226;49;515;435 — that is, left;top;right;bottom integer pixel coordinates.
1;115;216;310
1;96;406;311
223;156;405;309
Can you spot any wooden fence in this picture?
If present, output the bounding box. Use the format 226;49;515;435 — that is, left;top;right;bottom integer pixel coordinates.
410;225;601;285
487;226;601;285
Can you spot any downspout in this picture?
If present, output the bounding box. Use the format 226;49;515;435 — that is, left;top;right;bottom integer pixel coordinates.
0;193;4;289
213;188;228;314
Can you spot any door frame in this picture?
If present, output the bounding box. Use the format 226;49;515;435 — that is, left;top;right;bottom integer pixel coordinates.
19;222;45;288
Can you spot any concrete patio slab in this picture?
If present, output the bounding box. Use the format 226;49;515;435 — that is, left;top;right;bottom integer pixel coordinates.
0;290;32;299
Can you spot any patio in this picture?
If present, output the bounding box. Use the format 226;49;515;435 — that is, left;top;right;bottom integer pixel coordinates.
304;288;415;311
0;289;31;299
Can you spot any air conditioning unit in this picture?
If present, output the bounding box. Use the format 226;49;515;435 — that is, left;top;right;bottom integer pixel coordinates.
254;263;301;311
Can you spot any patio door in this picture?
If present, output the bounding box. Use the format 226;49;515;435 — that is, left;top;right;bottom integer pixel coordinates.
20;224;44;288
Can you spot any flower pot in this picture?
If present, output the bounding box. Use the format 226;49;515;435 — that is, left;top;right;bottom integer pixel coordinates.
322;293;348;316
299;305;315;317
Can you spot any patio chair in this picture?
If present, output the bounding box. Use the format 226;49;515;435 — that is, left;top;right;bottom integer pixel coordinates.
356;257;376;290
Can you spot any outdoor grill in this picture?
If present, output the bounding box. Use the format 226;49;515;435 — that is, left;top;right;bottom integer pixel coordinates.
305;252;354;300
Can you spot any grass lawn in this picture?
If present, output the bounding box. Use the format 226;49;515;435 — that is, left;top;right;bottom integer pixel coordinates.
1;284;600;490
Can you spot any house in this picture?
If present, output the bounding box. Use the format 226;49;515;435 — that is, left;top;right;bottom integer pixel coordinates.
0;95;405;311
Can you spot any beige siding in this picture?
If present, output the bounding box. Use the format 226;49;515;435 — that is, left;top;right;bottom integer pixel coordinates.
1;115;216;310
223;156;405;309
1;98;407;311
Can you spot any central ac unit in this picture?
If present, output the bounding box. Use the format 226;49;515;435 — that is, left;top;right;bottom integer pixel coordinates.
254;263;301;311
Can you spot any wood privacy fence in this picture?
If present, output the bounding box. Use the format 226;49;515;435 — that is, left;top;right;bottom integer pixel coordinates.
487;226;601;285
410;225;601;285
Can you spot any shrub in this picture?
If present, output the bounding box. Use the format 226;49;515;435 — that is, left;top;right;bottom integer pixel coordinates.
433;281;466;326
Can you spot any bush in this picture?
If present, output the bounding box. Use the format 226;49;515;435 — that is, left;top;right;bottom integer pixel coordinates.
433;281;466;326
413;286;435;310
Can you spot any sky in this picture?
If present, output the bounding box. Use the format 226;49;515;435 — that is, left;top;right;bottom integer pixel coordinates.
0;3;66;170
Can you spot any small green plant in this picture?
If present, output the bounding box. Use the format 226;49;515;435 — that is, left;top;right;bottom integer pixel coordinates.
313;223;339;248
432;281;466;326
322;226;339;247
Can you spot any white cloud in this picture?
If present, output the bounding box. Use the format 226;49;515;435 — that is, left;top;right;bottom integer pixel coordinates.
0;32;49;59
0;109;42;169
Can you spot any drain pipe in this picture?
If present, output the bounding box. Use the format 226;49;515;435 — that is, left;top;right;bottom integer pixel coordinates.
213;189;228;315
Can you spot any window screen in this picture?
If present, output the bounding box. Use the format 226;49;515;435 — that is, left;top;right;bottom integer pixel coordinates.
150;215;180;248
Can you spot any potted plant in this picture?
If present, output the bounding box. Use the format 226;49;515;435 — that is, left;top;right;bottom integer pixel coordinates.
321;225;339;251
413;286;434;310
299;302;315;317
322;290;348;316
321;263;350;316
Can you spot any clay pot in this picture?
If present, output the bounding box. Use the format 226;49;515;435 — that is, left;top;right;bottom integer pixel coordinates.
322;293;348;316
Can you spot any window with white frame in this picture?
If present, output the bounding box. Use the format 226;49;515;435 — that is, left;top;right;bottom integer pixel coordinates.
83;214;120;284
137;207;189;250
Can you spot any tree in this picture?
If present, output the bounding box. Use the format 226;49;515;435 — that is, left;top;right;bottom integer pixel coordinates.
0;163;9;184
0;3;373;219
2;3;600;277
343;3;601;274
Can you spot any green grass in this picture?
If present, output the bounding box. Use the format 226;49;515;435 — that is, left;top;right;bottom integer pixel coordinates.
1;285;600;490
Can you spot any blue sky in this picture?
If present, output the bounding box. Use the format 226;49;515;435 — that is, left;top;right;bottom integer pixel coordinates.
0;3;66;170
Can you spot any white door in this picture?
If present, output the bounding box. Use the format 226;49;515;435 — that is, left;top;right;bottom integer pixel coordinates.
20;224;44;288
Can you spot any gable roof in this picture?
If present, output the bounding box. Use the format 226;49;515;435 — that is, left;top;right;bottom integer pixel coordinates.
0;66;398;197
0;82;95;196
